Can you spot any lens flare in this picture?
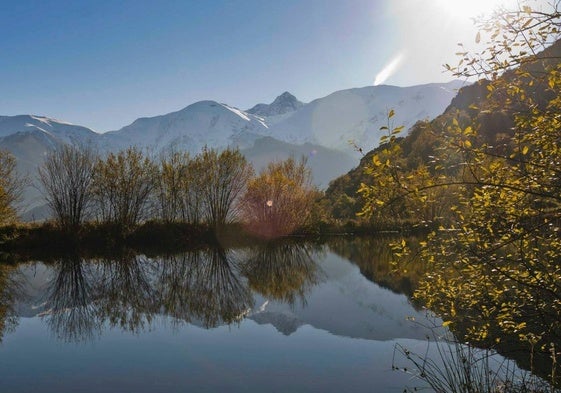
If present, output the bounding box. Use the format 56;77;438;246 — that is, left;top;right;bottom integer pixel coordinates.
373;53;405;86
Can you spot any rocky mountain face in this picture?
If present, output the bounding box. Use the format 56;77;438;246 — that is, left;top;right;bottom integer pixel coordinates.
320;62;558;221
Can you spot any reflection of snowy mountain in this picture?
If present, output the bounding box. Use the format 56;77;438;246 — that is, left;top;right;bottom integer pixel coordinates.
12;263;53;318
250;310;304;336
12;250;432;342
248;252;433;340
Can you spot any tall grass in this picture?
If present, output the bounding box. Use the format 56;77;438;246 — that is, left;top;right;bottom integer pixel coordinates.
393;327;559;393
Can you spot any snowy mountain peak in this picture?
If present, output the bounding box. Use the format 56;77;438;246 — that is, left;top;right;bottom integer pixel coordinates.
247;91;304;117
28;115;75;126
273;91;300;105
102;100;270;154
0;114;99;145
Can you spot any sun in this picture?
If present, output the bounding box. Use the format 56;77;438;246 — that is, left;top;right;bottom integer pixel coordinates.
434;0;518;18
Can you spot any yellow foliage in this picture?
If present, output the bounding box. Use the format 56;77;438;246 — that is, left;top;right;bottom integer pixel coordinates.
358;0;561;367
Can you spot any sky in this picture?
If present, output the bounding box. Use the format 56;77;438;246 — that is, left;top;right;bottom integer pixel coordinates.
0;0;522;132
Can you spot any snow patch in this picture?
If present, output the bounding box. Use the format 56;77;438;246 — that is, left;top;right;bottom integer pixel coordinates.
223;104;251;121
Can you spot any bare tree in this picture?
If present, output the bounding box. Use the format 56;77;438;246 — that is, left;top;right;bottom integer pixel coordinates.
92;147;157;228
0;150;25;225
198;148;253;227
155;151;190;223
38;145;96;228
183;157;205;224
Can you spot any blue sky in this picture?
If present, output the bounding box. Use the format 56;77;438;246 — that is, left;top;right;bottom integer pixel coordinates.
0;0;514;132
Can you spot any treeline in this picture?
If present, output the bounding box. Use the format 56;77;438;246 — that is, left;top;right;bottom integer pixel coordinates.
33;145;317;238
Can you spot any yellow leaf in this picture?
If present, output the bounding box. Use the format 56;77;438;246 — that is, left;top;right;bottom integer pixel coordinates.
442;321;452;327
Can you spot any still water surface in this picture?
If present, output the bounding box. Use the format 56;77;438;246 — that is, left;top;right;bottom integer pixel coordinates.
0;239;438;392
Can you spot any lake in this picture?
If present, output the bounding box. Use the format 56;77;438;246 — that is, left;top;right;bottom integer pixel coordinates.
0;238;442;392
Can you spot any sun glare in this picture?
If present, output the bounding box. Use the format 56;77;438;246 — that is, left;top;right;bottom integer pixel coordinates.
434;0;518;18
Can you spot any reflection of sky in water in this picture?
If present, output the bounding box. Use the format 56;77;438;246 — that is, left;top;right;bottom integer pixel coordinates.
0;318;433;393
0;246;437;392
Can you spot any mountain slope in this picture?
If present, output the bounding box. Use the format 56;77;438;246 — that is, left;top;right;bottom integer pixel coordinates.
321;81;486;220
0;115;98;146
100;82;462;157
266;81;463;153
101;100;271;154
241;137;356;188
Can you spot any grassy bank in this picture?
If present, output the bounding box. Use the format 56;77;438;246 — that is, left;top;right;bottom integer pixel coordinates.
0;221;214;259
0;218;428;262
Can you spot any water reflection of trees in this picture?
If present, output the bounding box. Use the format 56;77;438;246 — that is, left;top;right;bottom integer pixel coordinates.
94;254;157;333
240;242;319;306
329;236;561;386
327;236;425;297
22;242;321;342
44;256;100;342
156;248;253;328
42;254;157;342
0;264;22;342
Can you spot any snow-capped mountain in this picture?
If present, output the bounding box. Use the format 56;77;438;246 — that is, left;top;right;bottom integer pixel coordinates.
101;100;271;154
265;81;464;152
1;82;463;157
247;91;304;117
0;115;98;147
101;81;462;156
